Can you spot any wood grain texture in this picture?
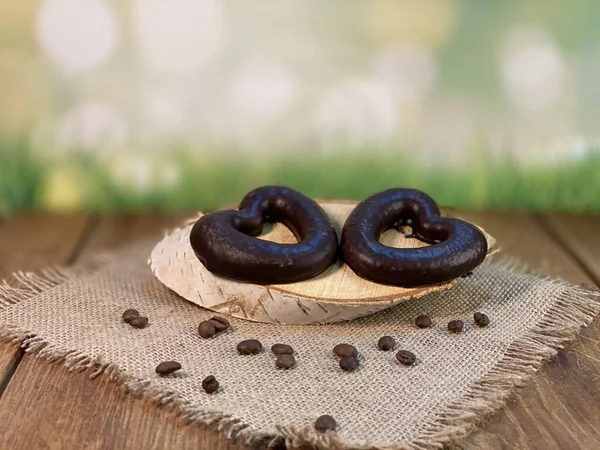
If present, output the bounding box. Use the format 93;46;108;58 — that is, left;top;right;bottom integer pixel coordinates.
0;212;599;450
542;214;600;285
0;213;90;277
0;214;250;450
456;213;600;450
0;214;90;394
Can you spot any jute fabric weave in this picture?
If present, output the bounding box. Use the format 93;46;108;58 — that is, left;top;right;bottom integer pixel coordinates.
1;239;598;449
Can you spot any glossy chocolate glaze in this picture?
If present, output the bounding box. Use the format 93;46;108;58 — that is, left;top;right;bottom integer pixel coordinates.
341;188;488;287
190;186;339;284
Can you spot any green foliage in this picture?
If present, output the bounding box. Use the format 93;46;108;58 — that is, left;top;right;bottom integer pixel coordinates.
0;137;597;214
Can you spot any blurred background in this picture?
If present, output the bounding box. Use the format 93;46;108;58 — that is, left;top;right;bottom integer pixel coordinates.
0;0;599;214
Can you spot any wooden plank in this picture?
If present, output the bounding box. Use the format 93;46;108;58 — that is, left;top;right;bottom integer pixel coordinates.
1;212;599;450
0;213;91;278
456;212;600;450
458;212;595;285
0;214;248;450
0;214;91;394
541;214;600;286
0;350;247;450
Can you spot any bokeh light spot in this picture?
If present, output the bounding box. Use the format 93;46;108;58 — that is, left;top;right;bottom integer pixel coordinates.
37;0;119;73
316;79;398;148
59;101;128;151
501;26;566;111
134;0;225;75
229;60;298;124
373;43;437;103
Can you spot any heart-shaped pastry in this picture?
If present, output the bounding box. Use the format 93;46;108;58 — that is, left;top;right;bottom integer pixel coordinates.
189;186;339;284
341;188;488;287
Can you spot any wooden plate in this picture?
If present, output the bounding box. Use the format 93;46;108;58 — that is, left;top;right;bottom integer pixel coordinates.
149;201;497;325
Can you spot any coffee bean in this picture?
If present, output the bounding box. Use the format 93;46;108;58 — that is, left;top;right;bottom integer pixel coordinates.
461;271;473;278
276;354;296;369
474;312;490;327
202;375;219;394
211;316;230;331
122;308;140;322
155;361;181;376
339;356;359;372
271;343;294;356
198;320;216;339
395;350;416;366
128;316;148;329
377;336;395;351
333;343;357;358
209;319;228;333
237;339;263;355
314;415;336;433
415;314;432;328
448;320;464;333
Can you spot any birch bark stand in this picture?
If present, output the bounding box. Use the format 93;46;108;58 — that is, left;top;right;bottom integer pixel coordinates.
149;201;497;325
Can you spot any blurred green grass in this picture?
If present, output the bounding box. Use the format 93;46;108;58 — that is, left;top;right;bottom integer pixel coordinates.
0;136;598;214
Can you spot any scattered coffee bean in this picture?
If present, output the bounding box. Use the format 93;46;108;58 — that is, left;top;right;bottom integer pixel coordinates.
377;336;395;351
128;316;148;329
474;312;490;327
202;375;219;394
333;343;358;358
122;308;139;323
276;354;296;369
155;361;181;376
237;339;263;355
395;350;416;366
271;343;294;356
198;320;216;339
415;314;432;328
210;316;230;332
448;320;464;333
314;415;337;433
209;319;228;332
461;271;474;278
339;355;359;372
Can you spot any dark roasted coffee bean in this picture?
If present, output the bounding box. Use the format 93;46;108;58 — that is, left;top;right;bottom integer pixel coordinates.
237;339;263;355
395;350;416;366
155;361;181;376
314;415;336;432
461;271;474;278
339;356;359;372
210;319;229;332
377;336;395;351
211;316;230;330
474;312;490;327
122;308;140;322
198;320;216;339
202;375;219;394
276;354;296;369
415;314;432;328
271;343;294;356
448;320;464;333
333;343;357;358
128;316;148;329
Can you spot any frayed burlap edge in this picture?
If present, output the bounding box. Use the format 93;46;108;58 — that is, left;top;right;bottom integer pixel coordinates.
279;259;600;450
0;256;599;450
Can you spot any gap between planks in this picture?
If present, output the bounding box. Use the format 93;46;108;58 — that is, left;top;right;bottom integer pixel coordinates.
1;212;599;450
0;214;99;399
535;214;600;289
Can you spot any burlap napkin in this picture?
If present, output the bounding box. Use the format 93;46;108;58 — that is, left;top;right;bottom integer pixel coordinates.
1;239;599;450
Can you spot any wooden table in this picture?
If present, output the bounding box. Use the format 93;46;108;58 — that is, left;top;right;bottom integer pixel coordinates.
0;212;599;450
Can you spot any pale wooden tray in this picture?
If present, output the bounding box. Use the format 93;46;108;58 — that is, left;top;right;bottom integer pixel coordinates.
149;201;498;325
